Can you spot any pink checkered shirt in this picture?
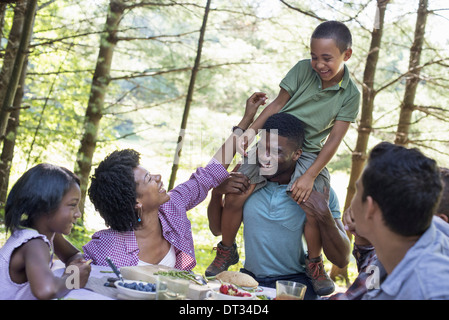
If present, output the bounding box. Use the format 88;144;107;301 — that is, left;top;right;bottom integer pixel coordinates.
83;158;229;270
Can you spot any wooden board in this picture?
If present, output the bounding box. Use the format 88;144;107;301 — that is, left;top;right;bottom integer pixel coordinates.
120;265;219;300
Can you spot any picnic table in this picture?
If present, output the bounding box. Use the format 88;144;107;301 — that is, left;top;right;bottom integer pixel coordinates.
52;261;276;300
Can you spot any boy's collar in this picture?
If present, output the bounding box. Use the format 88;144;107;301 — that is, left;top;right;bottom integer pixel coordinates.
339;64;350;89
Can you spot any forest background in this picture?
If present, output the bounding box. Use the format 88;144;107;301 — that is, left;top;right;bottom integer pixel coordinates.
0;0;448;287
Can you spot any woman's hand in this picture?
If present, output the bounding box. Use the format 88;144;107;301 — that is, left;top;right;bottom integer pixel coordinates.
212;172;251;196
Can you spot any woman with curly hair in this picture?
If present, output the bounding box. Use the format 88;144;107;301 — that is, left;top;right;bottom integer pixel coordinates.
82;93;265;270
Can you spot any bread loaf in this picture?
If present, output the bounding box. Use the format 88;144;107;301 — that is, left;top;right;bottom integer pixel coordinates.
216;271;259;288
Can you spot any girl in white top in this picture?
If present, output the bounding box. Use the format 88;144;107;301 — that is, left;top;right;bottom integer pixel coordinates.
0;164;91;300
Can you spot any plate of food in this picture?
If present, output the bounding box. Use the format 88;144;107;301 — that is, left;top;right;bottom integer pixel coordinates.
215;271;259;289
115;279;157;300
206;283;255;300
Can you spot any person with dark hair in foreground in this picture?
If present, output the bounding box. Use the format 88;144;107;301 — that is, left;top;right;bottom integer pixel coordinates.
82;93;266;270
325;143;449;300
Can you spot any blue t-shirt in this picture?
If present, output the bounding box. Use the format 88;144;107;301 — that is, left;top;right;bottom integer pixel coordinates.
242;182;341;278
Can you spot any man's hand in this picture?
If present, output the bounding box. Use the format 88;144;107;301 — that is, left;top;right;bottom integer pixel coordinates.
342;206;371;246
342;207;356;235
298;187;332;223
299;187;351;268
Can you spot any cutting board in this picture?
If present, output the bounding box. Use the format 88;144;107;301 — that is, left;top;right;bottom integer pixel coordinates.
120;265;219;300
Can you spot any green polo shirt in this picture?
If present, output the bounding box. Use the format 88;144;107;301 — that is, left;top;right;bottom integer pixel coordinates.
279;59;360;153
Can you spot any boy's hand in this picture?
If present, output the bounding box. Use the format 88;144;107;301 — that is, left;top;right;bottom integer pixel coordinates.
244;92;267;120
290;173;315;204
236;92;267;156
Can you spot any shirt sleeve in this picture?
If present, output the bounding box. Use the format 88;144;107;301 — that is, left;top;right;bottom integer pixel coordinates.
353;244;376;273
335;83;360;123
168;158;230;212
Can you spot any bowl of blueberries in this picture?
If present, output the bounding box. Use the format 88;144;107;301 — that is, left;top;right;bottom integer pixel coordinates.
115;279;157;300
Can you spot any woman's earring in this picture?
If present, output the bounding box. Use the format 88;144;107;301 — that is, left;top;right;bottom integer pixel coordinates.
137;206;142;222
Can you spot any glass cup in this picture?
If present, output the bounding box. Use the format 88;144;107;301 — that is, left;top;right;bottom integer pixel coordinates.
276;280;306;300
156;275;190;300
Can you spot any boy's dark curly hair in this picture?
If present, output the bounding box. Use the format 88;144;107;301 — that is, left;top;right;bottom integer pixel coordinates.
88;149;141;232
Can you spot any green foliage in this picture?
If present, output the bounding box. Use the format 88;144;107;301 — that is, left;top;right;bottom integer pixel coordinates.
65;221;94;253
0;0;448;288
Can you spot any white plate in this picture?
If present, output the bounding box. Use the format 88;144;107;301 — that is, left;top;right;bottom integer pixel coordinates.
115;280;156;300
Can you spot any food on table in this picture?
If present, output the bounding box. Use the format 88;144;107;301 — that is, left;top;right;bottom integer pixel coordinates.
216;271;259;288
154;270;206;286
117;281;156;292
219;284;252;297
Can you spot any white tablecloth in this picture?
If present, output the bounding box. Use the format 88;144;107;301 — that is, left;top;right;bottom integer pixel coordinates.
52;261;276;300
52;261;117;300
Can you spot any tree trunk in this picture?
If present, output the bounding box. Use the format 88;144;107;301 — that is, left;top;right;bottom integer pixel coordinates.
0;1;26;210
168;0;212;190
330;0;390;286
0;2;7;43
0;56;28;213
394;0;428;146
0;0;36;220
0;0;37;138
75;0;125;215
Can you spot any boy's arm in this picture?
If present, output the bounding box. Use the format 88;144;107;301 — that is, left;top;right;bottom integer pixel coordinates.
236;88;291;156
291;120;350;203
247;88;290;131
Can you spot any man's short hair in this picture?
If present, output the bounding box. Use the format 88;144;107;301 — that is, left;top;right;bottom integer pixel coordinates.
311;20;352;53
262;112;305;150
362;142;442;237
